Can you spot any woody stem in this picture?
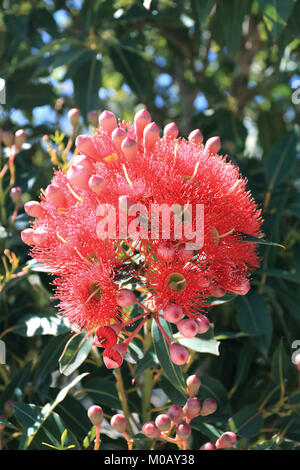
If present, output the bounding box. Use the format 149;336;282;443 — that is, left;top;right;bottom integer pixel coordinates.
142;318;153;423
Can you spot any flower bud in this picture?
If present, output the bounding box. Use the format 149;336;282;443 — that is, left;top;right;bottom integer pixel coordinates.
186;375;201;397
215;432;237;449
10;187;22;205
87;405;103;426
163;122;179;139
163;304;183;323
88;175;107;195
204;136;221;155
103;342;127;369
24;201;44;218
176;422;191;441
167;404;184;424
33;227;48;245
177;319;198;338
184;397;201;420
121;136;138;163
15;129;26;148
134;109;151;143
157;243;175;262
200;398;218;416
67;164;91;190
68;108;80;126
75;135;96;160
2;130;13;147
142;422;161;439
188;129;203;145
99;110;118;134
169;342;189;365
195;315;210;334
155;414;171;432
210;286;225;298
228;279;250;296
73;154;93;171
200;442;216;450
45;184;66;207
116;289;136;308
21;228;35;245
294;352;300;372
143;122;159;151
111;414;127;433
87;110;99;127
112;127;127;152
94;324;122;348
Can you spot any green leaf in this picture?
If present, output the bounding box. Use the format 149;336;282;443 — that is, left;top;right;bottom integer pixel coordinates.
84;377;122;409
264;128;298;189
215;0;252;54
152;318;186;394
190;418;223;440
0;361;32;413
174;334;220;356
237;232;285;248
229;405;264;439
33;335;69;388
14;314;70;337
230;344;255;396
13;373;88;449
134;349;158;377
271;339;291;387
235;292;272;355
257;0;295;41
199;376;228;408
59;333;92;377
251;434;279;450
72;54;102;118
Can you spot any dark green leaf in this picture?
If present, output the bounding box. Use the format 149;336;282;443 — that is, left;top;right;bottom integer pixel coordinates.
257;0;295;40
229;405;264;438
14;314;70;337
59;333;92;376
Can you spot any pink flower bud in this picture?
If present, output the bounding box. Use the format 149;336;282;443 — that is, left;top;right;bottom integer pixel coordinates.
142;422;161;439
177;319;198;338
112;127;127;152
169;342;189;365
121;136;138;163
87;110;99;127
2;130;13;147
87;405;103;426
204;136;221;155
215;432;237;449
103;342;127;369
176;422;191;441
75;135;96;160
21;228;35;245
188;129;203;145
167;404;184;424
67;164;91;190
134;109;151;143
186;375;201;397
195;315;210;334
68;108;80;126
157;243;175;261
10;187;22;205
163;304;183;323
24;201;44;218
155;414;171;432
33;227;47;245
111;414;127;433
210;286;226;298
116;289;136;308
143;122;159;151
88;175;107;195
15;129;26;148
200;398;218;416
99;110;118;134
294;353;300;371
228;279;250;296
45;184;66;206
163;122;179;139
73;154;94;171
94;325;122;348
42;134;49;142
200;442;216;450
184;397;201;420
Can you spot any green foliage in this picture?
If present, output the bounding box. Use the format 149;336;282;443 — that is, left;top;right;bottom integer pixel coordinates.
0;0;300;451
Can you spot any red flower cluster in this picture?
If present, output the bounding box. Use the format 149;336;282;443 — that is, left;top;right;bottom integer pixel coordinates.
22;108;262;368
